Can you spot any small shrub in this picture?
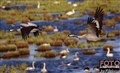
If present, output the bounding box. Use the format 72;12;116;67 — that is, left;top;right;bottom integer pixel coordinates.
78;43;86;49
44;51;58;58
100;29;106;35
17;63;28;70
54;17;60;22
35;44;51;52
107;32;116;38
51;40;63;46
0;65;6;73
74;21;82;25
6;19;14;24
43;26;54;32
112;30;120;36
103;19;116;28
0;45;8;52
15;41;28;48
62;30;71;35
87;9;95;16
59;14;68;20
64;37;78;46
22;17;30;23
7;44;17;51
82;49;96;55
2;51;20;59
34;53;44;58
18;49;30;55
113;16;120;22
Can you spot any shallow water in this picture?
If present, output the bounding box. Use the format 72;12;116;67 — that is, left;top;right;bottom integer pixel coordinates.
0;9;120;73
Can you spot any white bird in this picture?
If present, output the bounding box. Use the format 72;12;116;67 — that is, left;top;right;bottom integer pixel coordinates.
73;52;79;61
60;48;69;59
84;66;91;73
106;47;113;57
60;48;69;54
41;62;47;73
68;1;72;4
94;66;99;73
66;9;75;16
73;3;77;7
6;0;11;4
25;61;35;70
9;29;14;32
53;26;58;32
61;62;71;66
41;43;50;46
37;1;40;8
54;1;60;4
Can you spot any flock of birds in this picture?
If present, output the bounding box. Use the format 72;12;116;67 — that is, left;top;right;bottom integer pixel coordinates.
1;1;115;73
22;7;114;73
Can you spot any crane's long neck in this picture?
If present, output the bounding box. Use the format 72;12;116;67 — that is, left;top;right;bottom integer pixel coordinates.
43;63;46;69
75;53;78;57
107;48;110;54
32;62;35;68
78;34;87;39
66;48;69;53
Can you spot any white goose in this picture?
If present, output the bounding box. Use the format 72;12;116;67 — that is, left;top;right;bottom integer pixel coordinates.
66;9;75;16
60;48;69;58
73;52;79;61
37;1;40;8
106;47;113;57
25;61;35;70
41;62;47;73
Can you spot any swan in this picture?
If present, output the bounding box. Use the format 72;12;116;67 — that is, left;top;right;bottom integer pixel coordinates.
25;61;35;70
84;66;91;73
73;52;79;61
54;1;60;4
9;29;14;32
60;48;69;54
73;3;77;7
53;26;58;32
94;66;99;73
68;1;72;4
106;47;113;57
41;62;47;73
66;9;75;16
60;48;69;58
37;1;40;8
61;62;71;66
